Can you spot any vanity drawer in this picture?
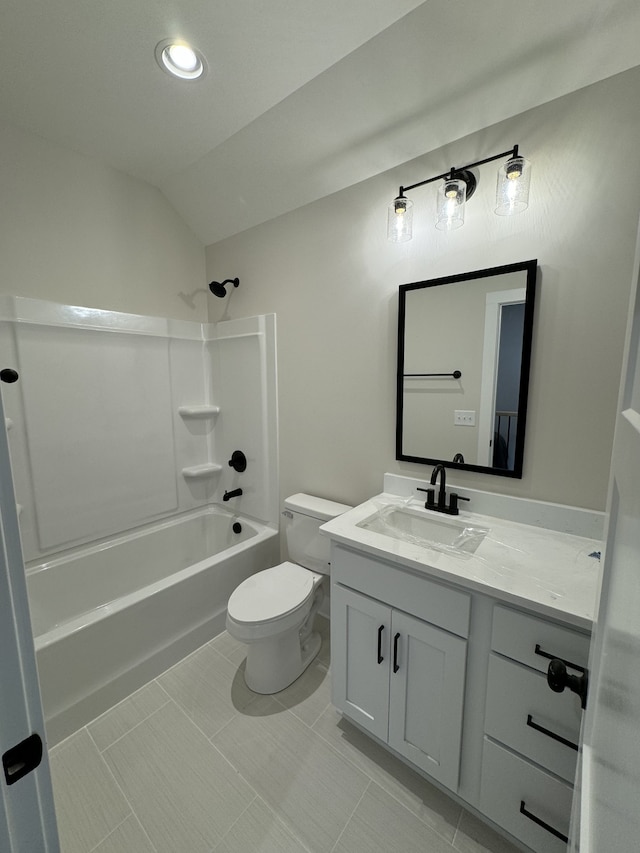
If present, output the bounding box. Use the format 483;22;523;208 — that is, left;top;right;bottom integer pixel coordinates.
331;544;470;637
492;604;590;675
485;653;581;782
480;738;573;853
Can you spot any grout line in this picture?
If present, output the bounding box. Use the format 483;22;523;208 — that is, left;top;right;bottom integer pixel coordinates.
310;709;463;847
210;794;258;851
86;814;159;853
83;673;170;732
133;816;160;853
253;794;315;853
85;815;131;853
328;779;372;853
90;735;155;849
90;695;170;753
88;704;173;849
451;805;465;848
154;678;174;702
167;694;230;745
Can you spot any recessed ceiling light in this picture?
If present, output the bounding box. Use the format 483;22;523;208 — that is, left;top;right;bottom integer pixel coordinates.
155;39;206;80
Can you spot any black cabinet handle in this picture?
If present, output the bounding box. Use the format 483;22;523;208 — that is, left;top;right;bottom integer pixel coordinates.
377;625;384;664
393;632;400;673
526;714;578;751
534;643;585;674
519;801;568;843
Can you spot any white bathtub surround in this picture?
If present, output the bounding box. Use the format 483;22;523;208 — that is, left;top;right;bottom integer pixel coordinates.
0;295;280;742
31;507;279;745
0;295;279;561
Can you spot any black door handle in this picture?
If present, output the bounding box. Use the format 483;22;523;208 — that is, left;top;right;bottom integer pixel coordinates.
393;632;400;673
377;625;384;664
2;733;43;786
547;658;589;709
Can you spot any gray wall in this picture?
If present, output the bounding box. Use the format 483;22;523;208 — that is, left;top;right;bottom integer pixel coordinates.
0;122;206;321
2;68;639;514
206;68;640;511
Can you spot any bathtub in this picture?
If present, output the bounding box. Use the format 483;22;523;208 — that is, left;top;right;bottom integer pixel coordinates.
27;507;279;745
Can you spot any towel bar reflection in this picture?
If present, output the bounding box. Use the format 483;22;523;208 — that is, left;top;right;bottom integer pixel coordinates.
404;370;462;379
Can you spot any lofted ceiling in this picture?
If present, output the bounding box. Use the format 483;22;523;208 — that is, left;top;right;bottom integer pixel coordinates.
3;0;640;245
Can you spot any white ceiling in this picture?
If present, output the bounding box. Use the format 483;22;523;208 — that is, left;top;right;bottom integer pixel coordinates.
3;0;640;245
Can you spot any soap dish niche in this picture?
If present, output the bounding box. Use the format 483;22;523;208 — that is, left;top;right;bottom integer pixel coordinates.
182;463;223;480
178;405;220;419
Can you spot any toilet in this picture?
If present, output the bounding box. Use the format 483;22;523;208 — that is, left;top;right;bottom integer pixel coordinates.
226;493;351;694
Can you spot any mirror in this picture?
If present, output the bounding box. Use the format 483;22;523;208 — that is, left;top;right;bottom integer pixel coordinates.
396;259;537;478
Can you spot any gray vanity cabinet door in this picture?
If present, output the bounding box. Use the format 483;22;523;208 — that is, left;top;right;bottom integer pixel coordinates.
331;585;391;742
388;611;467;792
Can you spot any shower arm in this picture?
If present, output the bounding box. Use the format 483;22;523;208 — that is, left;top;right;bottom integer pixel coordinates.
208;277;240;298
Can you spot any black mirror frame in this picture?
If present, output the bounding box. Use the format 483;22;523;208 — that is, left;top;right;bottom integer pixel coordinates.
396;259;537;478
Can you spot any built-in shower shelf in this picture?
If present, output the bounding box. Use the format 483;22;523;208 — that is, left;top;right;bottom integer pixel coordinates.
178;405;220;418
5;418;13;430
181;464;222;480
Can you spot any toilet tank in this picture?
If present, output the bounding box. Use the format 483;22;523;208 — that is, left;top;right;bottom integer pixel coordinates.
283;493;352;575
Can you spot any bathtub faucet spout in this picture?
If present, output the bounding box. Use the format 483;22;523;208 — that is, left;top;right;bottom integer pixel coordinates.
223;488;243;501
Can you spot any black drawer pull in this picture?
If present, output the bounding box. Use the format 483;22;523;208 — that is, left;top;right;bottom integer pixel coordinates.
393;632;400;673
519;801;568;843
526;714;579;751
534;643;585;674
377;625;384;664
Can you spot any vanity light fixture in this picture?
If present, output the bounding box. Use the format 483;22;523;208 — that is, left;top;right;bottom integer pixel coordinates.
155;39;206;80
388;145;531;242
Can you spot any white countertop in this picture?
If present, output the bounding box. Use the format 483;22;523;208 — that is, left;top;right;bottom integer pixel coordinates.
321;493;602;631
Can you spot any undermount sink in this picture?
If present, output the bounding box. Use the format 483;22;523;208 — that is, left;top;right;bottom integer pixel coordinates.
356;506;489;555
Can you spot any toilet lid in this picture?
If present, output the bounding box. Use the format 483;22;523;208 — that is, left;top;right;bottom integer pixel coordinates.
228;562;315;624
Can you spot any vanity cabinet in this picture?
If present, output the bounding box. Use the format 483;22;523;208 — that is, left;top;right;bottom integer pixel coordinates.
480;605;590;852
329;542;592;853
331;546;469;792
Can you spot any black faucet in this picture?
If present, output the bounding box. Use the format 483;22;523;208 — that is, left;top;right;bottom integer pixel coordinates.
416;465;470;516
430;464;447;508
223;488;243;501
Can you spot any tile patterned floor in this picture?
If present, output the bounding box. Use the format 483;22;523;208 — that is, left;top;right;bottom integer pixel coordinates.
49;617;522;853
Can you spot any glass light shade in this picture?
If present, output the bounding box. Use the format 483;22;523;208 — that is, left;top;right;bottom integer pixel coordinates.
435;178;466;231
495;156;531;215
387;196;413;242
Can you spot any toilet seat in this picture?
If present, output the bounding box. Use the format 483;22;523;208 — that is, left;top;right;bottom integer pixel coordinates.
227;562;317;627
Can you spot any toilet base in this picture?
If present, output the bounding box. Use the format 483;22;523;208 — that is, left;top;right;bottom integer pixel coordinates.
244;628;322;694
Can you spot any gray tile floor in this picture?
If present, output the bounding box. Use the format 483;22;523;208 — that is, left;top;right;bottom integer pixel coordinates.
49;617;521;853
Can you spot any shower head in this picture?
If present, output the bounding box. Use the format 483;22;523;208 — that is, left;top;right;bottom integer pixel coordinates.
208;277;239;298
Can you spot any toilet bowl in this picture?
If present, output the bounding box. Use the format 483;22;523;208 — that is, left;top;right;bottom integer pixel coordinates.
226;493;351;694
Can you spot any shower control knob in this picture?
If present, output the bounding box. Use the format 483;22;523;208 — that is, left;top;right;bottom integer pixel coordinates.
228;450;247;472
0;368;19;383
